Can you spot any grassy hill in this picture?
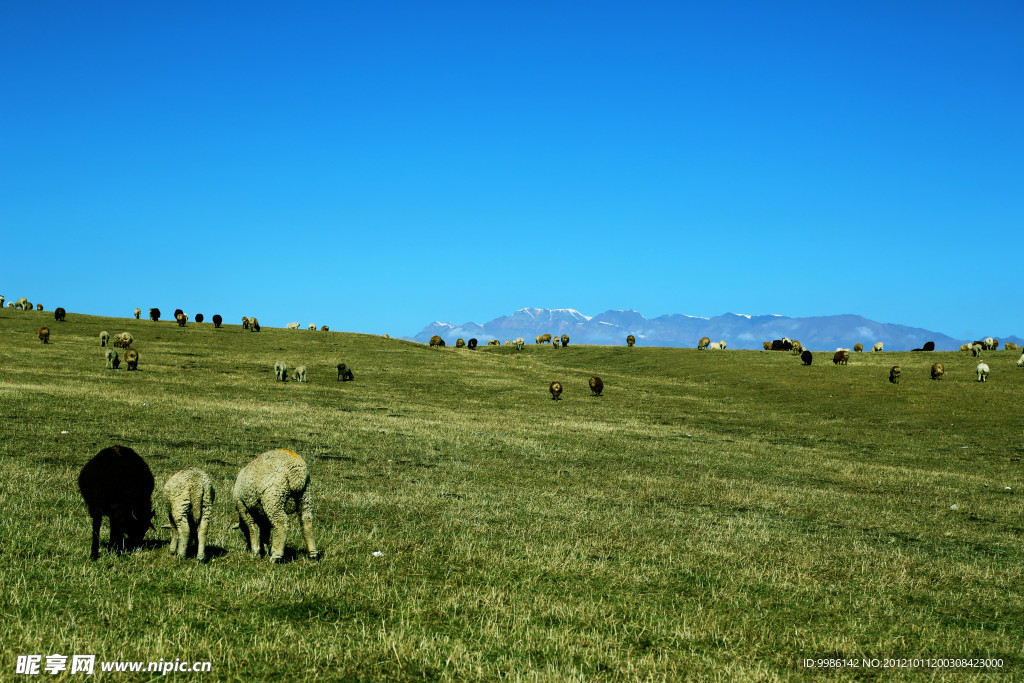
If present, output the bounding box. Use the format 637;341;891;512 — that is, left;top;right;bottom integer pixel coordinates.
1;309;1021;679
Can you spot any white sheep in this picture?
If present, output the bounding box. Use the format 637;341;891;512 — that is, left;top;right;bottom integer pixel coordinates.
163;467;215;561
232;449;318;562
514;338;525;350
0;295;4;308
307;324;316;331
99;331;109;347
293;365;307;382
1016;353;1024;367
872;342;883;352
285;322;300;330
719;340;727;350
972;344;984;357
274;361;288;382
977;362;990;382
707;342;723;350
133;307;141;320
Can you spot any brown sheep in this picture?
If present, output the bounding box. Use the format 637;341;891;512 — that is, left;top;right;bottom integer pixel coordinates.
36;303;43;311
931;362;945;380
429;335;445;347
54;307;66;322
113;332;133;349
589;376;603;396
832;350;849;365
1005;342;1019;351
698;336;711;350
456;338;466;348
536;333;552;345
889;366;901;384
549;381;563;400
853;343;864;352
321;325;329;332
959;344;971;352
249;317;260;332
125;349;139;371
560;334;570;348
242;316;250;330
762;341;772;350
626;335;636;347
175;312;187;327
38;326;50;343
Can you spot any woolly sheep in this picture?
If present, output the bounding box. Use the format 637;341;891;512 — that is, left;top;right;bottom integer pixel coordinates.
801;350;813;365
14;297;28;310
99;331;109;347
960;344;971;352
36;303;43;311
832;350;849;365
972;344;984;357
536;334;552;345
320;326;329;332
134;307;141;319
853;343;864;352
249;317;260;332
308;324;316;331
5;303;12;308
242;316;250;330
549;381;563;400
560;334;570;348
504;340;511;345
0;295;4;308
274;361;288;382
337;363;354;381
195;313;204;323
105;349;120;369
468;338;478;349
54;307;66;322
212;314;223;328
552;337;561;348
514;338;525;350
163;467;215;561
976;362;990;382
872;342;884;352
233;449;318;562
113;332;133;349
292;365;307;383
589;376;603;396
286;322;300;330
791;340;803;354
456;338;466;348
763;341;772;350
626;335;636;347
38;326;49;344
1017;353;1024;368
429;335;445;347
985;337;996;350
1005;342;1019;351
175;312;187;327
488;339;500;346
889;365;901;384
78;445;155;559
719;340;727;350
707;342;723;350
174;308;184;319
931;362;944;380
698;336;711;350
125;348;139;371
149;308;160;322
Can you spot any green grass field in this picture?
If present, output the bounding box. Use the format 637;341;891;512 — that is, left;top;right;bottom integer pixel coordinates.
1;310;1021;680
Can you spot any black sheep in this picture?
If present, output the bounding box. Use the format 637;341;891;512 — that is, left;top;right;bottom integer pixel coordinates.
337;363;354;381
212;314;223;328
801;350;813;365
77;446;154;559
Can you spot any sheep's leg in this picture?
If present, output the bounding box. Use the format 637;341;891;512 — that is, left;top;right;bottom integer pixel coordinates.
267;511;288;562
236;507;260;556
89;512;102;560
298;493;318;560
196;508;209;562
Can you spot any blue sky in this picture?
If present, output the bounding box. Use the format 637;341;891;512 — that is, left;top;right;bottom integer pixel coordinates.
2;2;1021;340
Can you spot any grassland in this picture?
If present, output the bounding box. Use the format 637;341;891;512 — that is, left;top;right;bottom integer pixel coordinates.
1;309;1022;680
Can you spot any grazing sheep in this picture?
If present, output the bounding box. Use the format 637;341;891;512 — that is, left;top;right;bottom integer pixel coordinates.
99;331;109;347
800;350;813;365
212;314;223;328
514;338;525;350
149;308;160;322
552;337;561;348
719;340;727;350
242;316;250;330
698;336;711;350
105;349;120;369
1004;342;1019;351
832;350;849;365
38;326;50;343
923;341;935;351
488;339;500;346
971;344;985;357
321;326;329;332
54;307;66;322
36;303;43;311
708;342;723;350
853;343;864;352
174;309;184;319
175;312;187;327
960;344;971;352
889;365;901;384
791;340;803;354
5;302;12;308
113;332;133;349
763;341;772;350
504;340;511;345
589;376;603;396
626;335;636;347
0;295;4;308
1016;353;1024;368
872;342;884;352
549;381;563;400
14;297;28;310
233;449;318;562
195;313;204;323
274;361;288;382
78;445;155;559
292;365;307;383
337;363;354;381
976;362;990;382
125;349;139;371
429;335;445;347
456;338;466;348
468;338;478;349
984;337;996;350
536;334;552;345
134;307;141;319
561;334;570;348
164;467;215;561
286;322;300;330
931;362;945;380
249;317;260;332
308;324;316;331
771;339;792;351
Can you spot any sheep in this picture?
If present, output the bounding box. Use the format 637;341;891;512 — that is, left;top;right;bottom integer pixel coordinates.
832;350;849;365
173;308;184;319
719;340;727;350
468;338;478;349
889;365;901;384
195;313;204;323
149;308;160;322
1005;342;1019;351
38;326;50;344
163;467;215;561
125;348;139;371
504;340;511;345
561;334;570;348
320;326;329;332
274;361;289;382
0;295;4;308
78;445;155;559
242;316;250;330
924;341;935;351
488;339;500;346
626;335;636;347
873;342;884;352
212;314;223;328
1017;353;1024;368
514;338;525;350
771;340;791;351
105;349;120;369
549;381;563;400
971;344;984;357
931;362;945;380
801;350;813;365
99;331;109;347
698;336;711;350
429;335;445;347
552;337;561;348
984;337;996;350
308;324;316;331
536;333;552;344
977;362;990;382
175;312;187;327
853;343;864;352
707;342;723;350
249;317;260;332
285;322;300;330
791;340;803;354
113;332;133;349
337;363;354;381
14;297;28;310
763;341;772;350
589;376;603;396
456;338;466;348
5;303;12;308
232;449;318;562
36;303;43;311
54;307;66;322
960;344;971;352
134;307;141;320
292;366;307;383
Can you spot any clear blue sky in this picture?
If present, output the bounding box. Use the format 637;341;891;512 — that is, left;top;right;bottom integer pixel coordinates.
3;2;1021;340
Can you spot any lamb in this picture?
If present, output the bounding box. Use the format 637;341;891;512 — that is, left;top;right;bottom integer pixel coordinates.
125;349;139;371
889;366;901;384
976;362;990;382
292;366;307;383
99;331;109;347
286;322;300;330
337;363;354;381
549;381;563;400
233;449;318;562
195;313;204;323
38;326;49;344
274;361;289;382
429;335;445;347
589;376;603;396
212;314;223;328
801;350;813;365
175;312;187;327
54;307;66;322
698;336;711;350
931;362;944;380
149;308;160;322
832;350;849;365
536;334;552;344
853;343;864;352
719;340;727;350
134;307;141;320
105;349;120;369
872;342;884;352
163;467;215;561
560;334;570;348
468;338;478;349
78;445;155;559
626;335;636;347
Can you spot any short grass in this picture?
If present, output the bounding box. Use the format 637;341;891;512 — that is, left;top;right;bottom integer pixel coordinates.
1;310;1022;680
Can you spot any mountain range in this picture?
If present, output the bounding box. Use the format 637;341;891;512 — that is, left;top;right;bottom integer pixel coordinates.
411;308;1022;352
